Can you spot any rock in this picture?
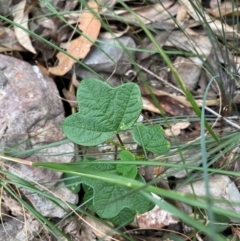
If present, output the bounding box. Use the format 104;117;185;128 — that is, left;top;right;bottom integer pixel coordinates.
0;54;77;219
166;148;202;178
171;56;202;91
0;217;25;241
0;215;44;241
74;68;122;87
15;217;42;241
75;36;136;76
0;0;11;15
136;203;179;229
23;183;78;218
177;175;240;221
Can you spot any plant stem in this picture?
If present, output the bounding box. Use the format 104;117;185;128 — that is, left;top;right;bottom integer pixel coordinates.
116;133;124;147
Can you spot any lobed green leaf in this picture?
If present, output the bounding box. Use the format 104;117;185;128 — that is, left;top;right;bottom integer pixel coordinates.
133;124;170;154
62;78;142;146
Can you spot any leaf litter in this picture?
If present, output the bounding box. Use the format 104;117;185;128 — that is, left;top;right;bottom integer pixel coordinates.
2;0;240;240
49;1;101;75
12;0;36;54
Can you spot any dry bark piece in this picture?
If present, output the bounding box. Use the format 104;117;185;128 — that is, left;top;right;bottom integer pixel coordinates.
49;2;101;76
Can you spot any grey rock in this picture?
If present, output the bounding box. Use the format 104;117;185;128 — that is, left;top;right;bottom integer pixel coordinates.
171;56;201;91
166;148;202;178
74;67;122;87
0;215;44;241
0;55;77;219
177;175;240;221
23;183;78;218
76;36;136;75
0;216;24;241
10;142;75;184
15;217;41;241
0;59;63;153
0;0;11;15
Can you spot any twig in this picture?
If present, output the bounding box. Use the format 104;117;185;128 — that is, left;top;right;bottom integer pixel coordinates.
136;63;185;95
137;63;240;130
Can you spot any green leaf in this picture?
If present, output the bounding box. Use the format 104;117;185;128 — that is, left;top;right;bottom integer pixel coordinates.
65;160;152;224
107;208;136;226
84;172;153;221
84;186;137;225
83;185;94;211
76;161;153;223
208;213;230;233
133;124;170;154
62;78;142;146
117;150;137;179
63;172;81;194
63;157;97;194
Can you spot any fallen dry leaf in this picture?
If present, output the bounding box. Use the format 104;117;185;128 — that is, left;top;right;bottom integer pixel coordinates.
206;1;240;17
49;2;101;76
84;216;116;241
62;89;77;107
176;4;189;26
12;0;36;54
97;0;116;13
143;94;194;116
137;32;171;60
165;30;212;58
179;0;236;37
165;122;190;137
2;192;25;218
113;1;175;25
141;85;219;111
0;27;25;52
99;25;129;39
